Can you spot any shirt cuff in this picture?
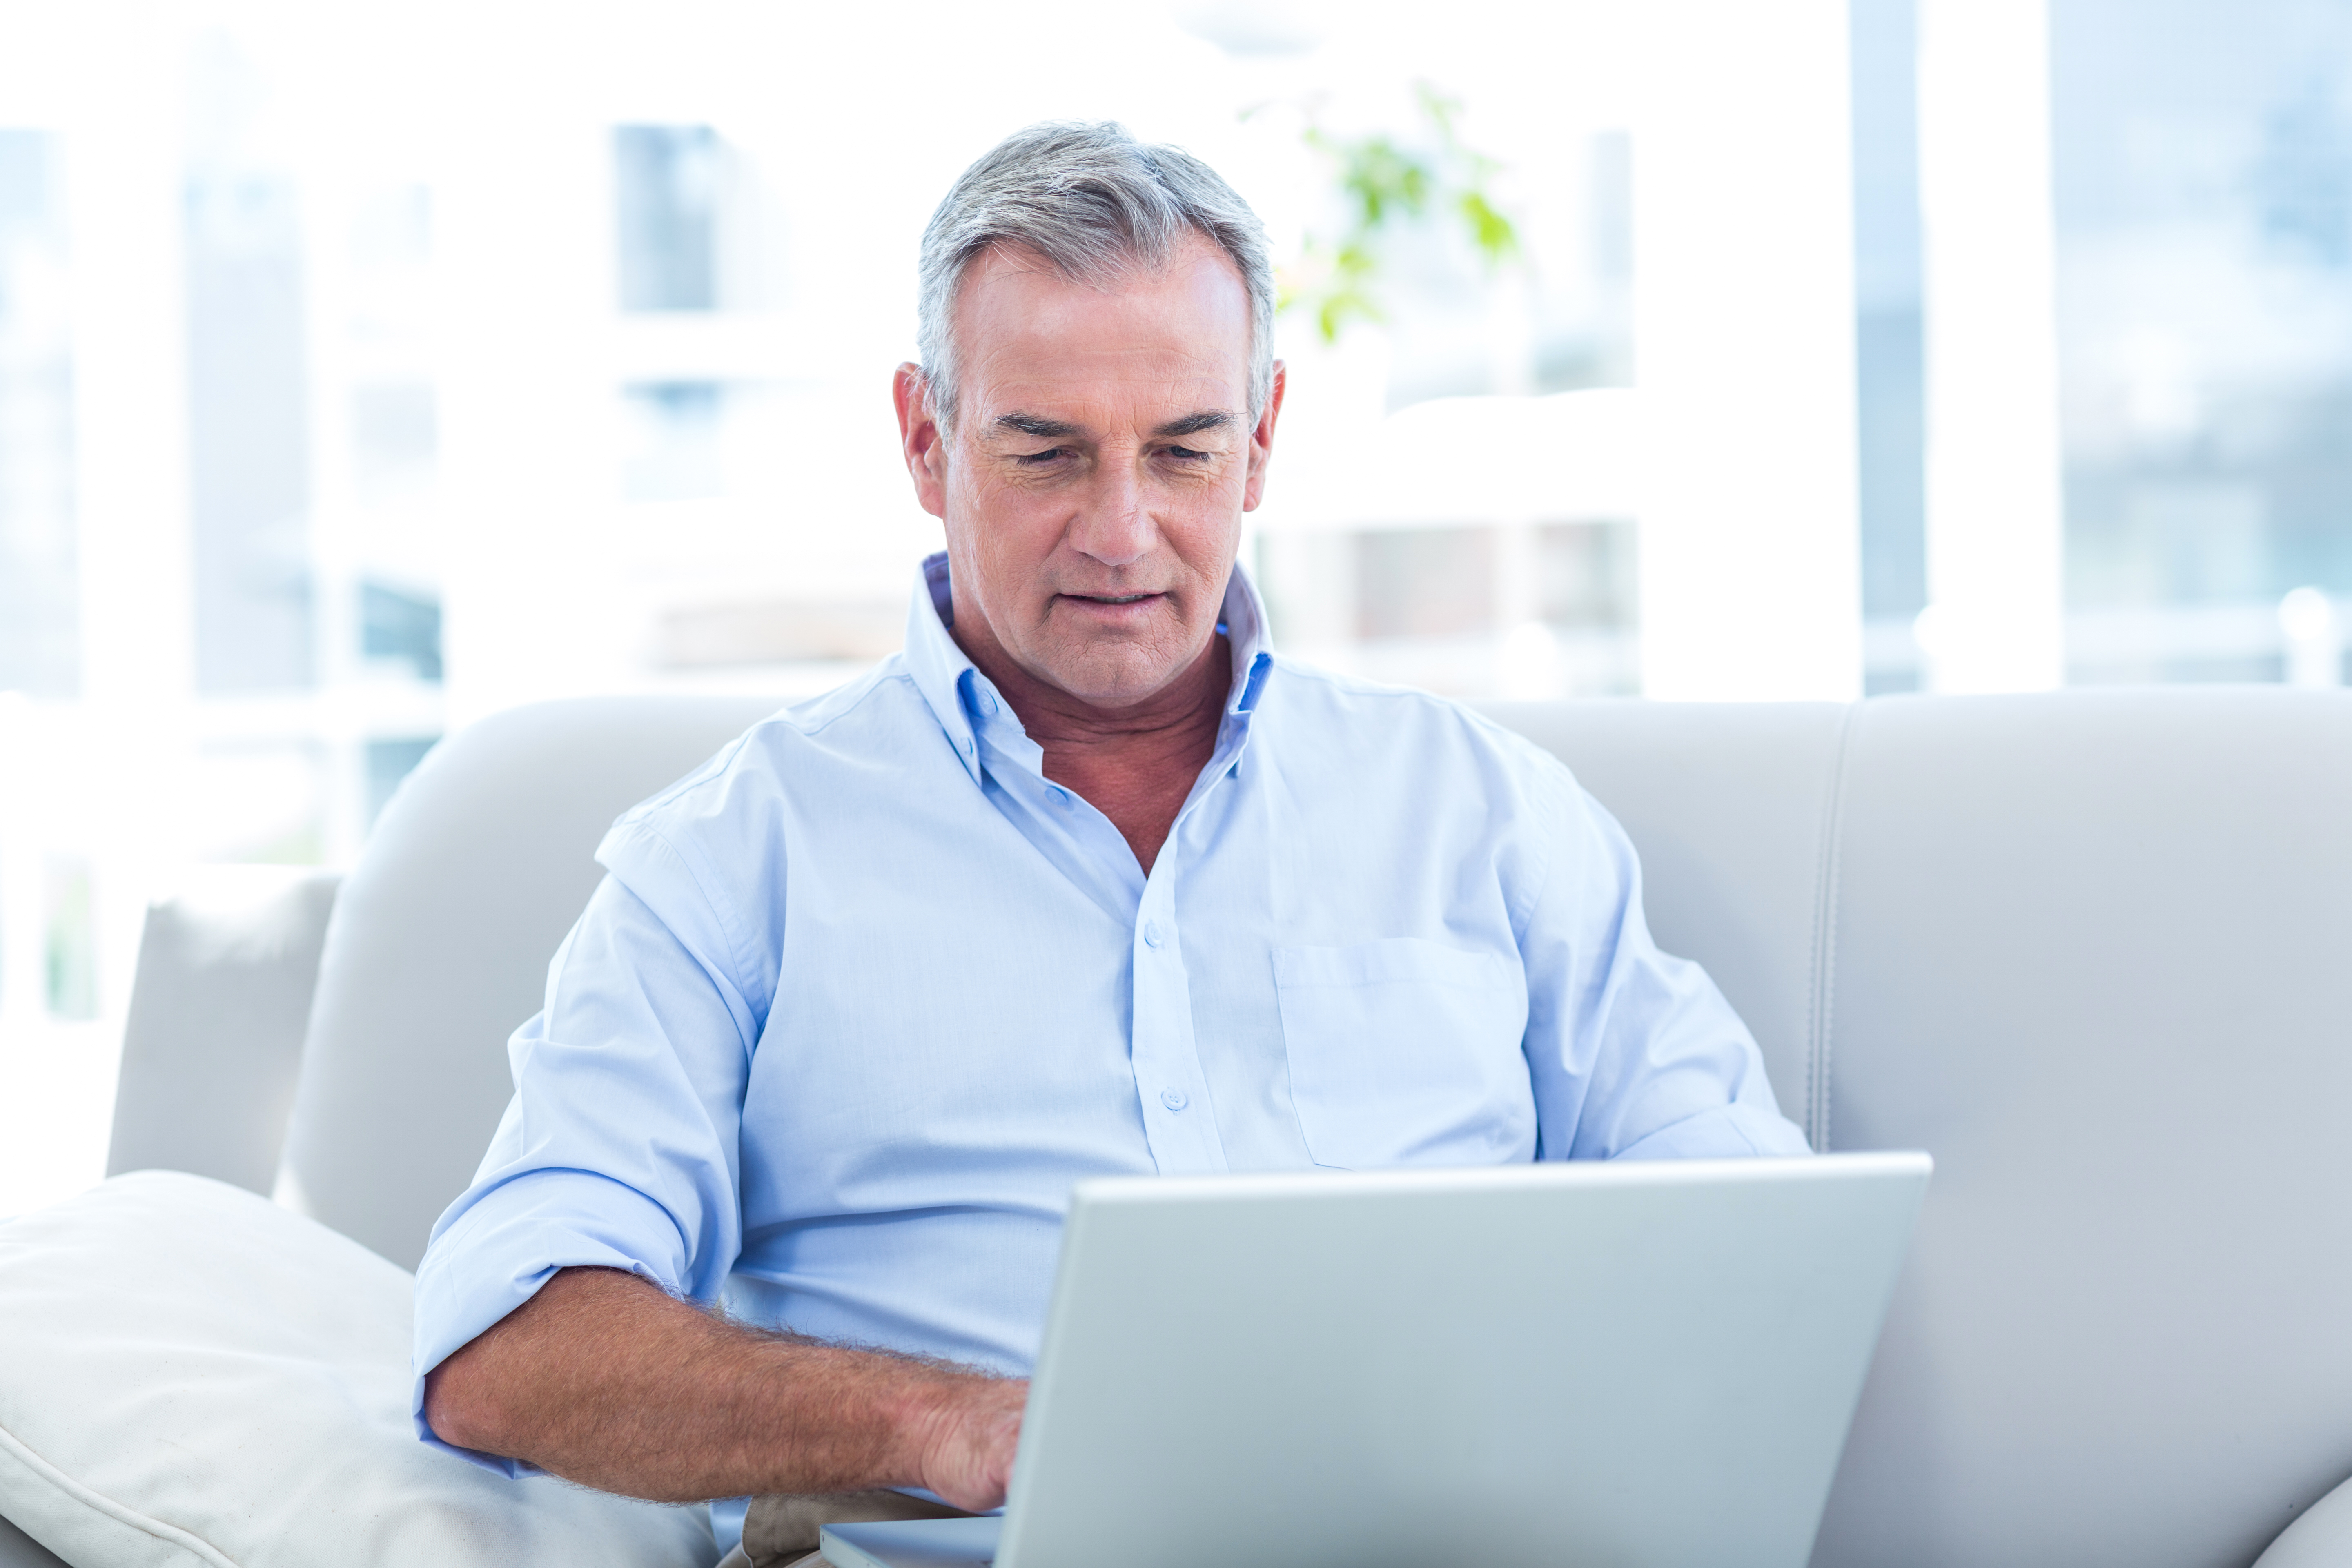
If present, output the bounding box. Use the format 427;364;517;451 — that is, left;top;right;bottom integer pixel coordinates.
409;1167;690;1467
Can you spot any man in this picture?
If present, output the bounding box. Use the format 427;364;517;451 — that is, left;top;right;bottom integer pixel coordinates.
415;121;1807;1566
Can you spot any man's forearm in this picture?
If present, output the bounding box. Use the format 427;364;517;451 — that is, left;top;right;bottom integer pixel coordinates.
421;1267;1026;1507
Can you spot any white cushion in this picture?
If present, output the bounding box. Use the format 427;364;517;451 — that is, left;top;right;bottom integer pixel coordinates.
0;1171;715;1567
2255;1474;2352;1567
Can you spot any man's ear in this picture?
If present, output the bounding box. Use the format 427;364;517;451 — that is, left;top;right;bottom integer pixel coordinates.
1241;359;1286;514
894;363;949;520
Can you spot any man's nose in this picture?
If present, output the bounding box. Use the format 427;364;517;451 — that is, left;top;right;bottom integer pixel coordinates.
1067;458;1154;568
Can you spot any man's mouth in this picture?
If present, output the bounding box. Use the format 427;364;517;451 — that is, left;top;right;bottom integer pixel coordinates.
1068;592;1158;605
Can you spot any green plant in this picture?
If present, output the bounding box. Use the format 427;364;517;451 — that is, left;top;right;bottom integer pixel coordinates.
1273;83;1524;344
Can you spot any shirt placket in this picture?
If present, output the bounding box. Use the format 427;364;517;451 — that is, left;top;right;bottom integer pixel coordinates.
963;667;1261;1178
1127;829;1227;1175
1127;704;1263;1176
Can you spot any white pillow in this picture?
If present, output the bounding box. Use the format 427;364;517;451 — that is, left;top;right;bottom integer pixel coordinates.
0;1171;715;1568
2256;1474;2352;1568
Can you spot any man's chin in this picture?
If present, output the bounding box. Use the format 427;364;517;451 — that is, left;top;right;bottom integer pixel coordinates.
1043;671;1189;712
1026;646;1204;712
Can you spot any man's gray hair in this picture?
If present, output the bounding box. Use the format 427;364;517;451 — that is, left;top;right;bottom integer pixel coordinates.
915;121;1276;431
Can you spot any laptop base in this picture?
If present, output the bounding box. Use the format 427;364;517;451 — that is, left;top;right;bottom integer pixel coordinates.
820;1515;1002;1568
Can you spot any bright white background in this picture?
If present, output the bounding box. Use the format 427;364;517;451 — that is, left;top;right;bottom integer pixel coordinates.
11;0;2343;1216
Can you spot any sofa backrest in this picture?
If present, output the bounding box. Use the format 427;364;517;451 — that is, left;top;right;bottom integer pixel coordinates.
274;687;2352;1568
1810;688;2352;1567
277;695;780;1270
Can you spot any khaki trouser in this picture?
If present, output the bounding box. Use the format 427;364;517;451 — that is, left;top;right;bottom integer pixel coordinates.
715;1489;978;1568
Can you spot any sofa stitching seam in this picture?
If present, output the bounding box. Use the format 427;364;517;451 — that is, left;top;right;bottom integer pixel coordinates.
1807;701;1861;1153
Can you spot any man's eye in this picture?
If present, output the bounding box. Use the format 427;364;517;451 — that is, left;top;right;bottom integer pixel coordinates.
1014;448;1068;466
1164;445;1211;462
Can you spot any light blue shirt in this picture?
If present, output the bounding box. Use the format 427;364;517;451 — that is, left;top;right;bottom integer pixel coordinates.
412;552;1806;1548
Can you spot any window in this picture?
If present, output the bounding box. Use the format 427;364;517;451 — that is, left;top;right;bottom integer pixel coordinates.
620;381;727;501
185;169;314;693
615;125;722;313
2051;0;2352;684
0;129;76;700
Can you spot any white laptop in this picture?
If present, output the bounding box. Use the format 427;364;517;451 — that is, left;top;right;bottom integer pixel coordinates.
822;1152;1929;1568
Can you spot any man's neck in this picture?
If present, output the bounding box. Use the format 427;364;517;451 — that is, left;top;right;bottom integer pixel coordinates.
952;621;1232;876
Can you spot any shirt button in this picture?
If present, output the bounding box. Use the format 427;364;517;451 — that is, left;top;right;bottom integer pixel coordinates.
1160;1087;1188;1111
1142;920;1163;948
1048;785;1072;809
978;692;998;717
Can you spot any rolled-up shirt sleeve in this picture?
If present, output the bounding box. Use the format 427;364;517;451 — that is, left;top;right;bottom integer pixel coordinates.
410;820;762;1468
1515;759;1811;1162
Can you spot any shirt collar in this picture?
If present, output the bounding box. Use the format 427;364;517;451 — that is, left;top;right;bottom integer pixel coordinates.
903;551;1276;788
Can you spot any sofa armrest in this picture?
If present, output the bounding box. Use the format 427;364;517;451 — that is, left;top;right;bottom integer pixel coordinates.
107;868;340;1194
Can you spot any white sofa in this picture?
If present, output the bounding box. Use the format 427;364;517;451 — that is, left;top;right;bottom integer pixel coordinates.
7;688;2351;1567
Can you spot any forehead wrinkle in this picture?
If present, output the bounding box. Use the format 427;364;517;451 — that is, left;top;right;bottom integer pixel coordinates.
960;236;1248;360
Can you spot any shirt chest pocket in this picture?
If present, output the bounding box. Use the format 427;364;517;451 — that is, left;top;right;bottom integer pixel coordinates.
1272;938;1535;1171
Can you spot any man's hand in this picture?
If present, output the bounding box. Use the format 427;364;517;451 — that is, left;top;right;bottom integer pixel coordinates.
423;1266;1027;1506
912;1374;1029;1511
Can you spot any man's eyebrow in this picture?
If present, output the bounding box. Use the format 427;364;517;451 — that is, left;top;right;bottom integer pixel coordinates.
991;410;1236;440
1154;410;1236;439
994;413;1081;439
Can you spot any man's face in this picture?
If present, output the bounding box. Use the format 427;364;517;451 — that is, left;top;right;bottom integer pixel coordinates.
895;234;1283;711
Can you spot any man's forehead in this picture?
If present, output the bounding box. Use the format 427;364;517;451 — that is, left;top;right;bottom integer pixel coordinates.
959;237;1246;346
953;234;1251;439
963;231;1238;294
